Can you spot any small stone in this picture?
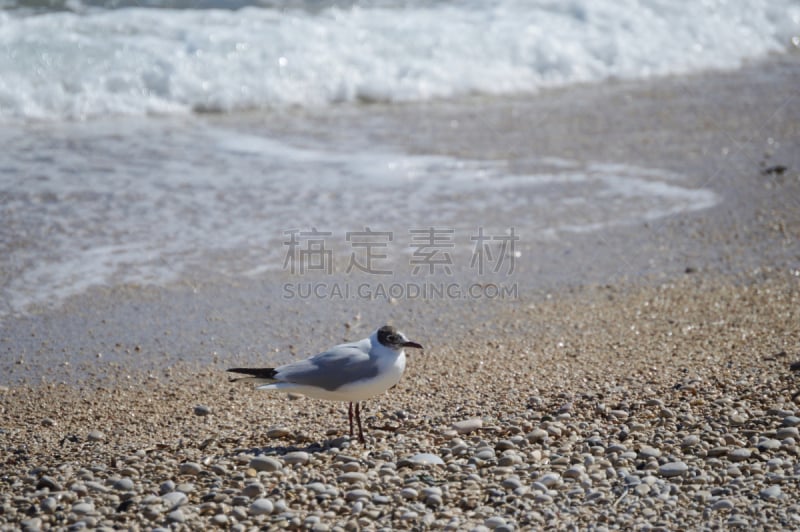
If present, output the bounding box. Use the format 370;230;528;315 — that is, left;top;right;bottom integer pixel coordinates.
712;499;735;511
777;426;799;439
406;453;445;466
563;465;585;479
485;516;507;529
781;416;800;427
242;483;264;498
162;491;188;509
249;498;274;516
536;472;561;487
87;430;106;442
266;427;293;439
400;487;418;500
338;472;368;484
176;483;195;493
113;478;135;491
85;481;109;493
476;449;496;461
212;513;228;526
659;461;689;478
760;485;783;501
42;418;56;427
193;405;212;417
159;480;176;495
167;509;186;523
757;439;782;451
21;518;42;531
72;502;95;515
179;462;202;475
345;489;371;502
682;435;701;447
249;456;283;472
283;451;310;465
496;440;516;451
728;448;751;462
452;418;483;434
37;476;63;492
41;497;57;513
638;446;661;458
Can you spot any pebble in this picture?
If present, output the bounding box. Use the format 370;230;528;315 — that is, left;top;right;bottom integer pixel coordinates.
87;430;106;442
266;427;293;439
283;451;310;465
242;482;264;498
757;439;781;451
485;516;507;529
249;456;283;472
72;502;95;515
638;446;661;458
21;518;42;531
178;462;202;475
536;472;561;487
37;476;63;491
712;499;735;511
193;405;212;416
249;498;274;516
113;478;135;491
345;489;371;502
406;453;445;466
159;480;176;494
41;497;57;513
162;491;188;509
728;448;751;462
681;435;701;447
781;416;800;427
167;509;186;523
338;472;368;484
659;462;689;478
453;418;483;434
526;429;548;442
760;485;783;501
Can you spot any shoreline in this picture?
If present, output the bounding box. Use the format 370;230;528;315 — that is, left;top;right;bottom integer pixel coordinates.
2;53;799;386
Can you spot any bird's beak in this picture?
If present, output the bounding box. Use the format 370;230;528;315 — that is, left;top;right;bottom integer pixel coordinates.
402;341;423;349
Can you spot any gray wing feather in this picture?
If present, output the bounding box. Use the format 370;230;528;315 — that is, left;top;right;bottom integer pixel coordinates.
274;343;378;391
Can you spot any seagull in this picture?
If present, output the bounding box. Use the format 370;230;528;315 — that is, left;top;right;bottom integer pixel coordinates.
227;325;423;444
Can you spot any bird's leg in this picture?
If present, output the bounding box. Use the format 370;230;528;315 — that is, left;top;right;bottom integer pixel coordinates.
348;402;355;439
355;402;365;444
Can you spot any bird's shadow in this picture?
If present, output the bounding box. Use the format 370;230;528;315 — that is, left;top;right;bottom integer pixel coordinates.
223;437;361;457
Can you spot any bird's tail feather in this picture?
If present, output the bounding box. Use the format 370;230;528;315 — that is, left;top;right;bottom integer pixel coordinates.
227;367;278;383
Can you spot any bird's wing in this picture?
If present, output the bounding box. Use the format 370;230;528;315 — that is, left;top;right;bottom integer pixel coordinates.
273;342;378;391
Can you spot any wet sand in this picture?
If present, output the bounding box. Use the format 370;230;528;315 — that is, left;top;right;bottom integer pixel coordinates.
1;54;800;529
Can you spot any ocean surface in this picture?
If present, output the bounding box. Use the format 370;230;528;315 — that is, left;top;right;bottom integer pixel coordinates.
1;0;798;320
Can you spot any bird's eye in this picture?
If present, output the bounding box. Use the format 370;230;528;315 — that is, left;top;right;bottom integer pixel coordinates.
387;334;400;344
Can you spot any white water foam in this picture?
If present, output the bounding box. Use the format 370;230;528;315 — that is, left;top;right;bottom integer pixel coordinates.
0;0;797;122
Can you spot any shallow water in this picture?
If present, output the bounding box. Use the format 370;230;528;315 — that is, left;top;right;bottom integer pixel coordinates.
0;109;722;319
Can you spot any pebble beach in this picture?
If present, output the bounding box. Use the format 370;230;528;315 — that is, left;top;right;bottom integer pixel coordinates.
2;271;800;531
